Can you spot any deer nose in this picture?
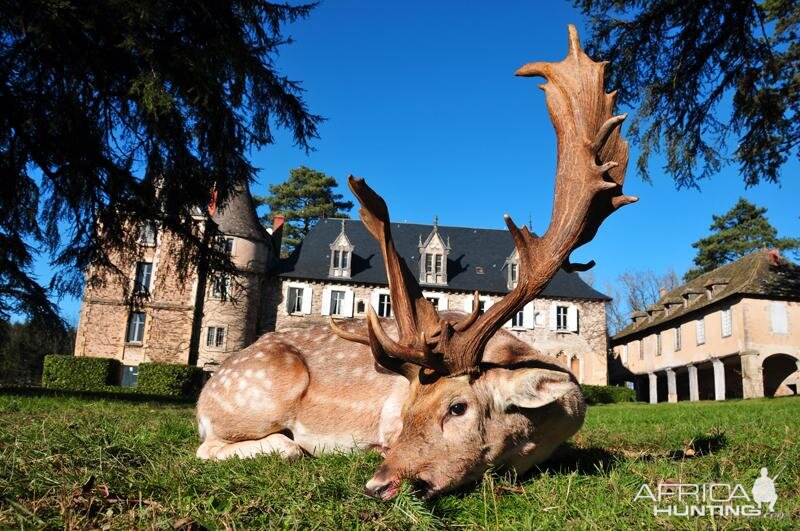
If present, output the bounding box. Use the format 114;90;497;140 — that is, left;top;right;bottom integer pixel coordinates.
365;477;400;500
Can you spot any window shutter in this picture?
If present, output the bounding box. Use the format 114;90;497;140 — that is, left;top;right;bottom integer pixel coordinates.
523;302;535;329
321;287;331;316
301;287;313;314
549;304;557;331
567;306;579;332
437;296;448;311
370;290;381;312
463;297;473;312
342;289;354;317
771;302;788;333
285;287;294;313
484;299;493;311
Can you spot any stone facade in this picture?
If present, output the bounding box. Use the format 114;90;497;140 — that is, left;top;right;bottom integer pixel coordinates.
271;278;609;385
74;186;274;376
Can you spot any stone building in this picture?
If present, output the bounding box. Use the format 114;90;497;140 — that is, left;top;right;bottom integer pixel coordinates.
75;191;611;386
610;250;800;402
268;218;611;385
73;185;276;384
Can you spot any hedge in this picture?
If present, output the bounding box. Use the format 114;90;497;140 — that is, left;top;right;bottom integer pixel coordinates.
581;384;637;405
41;356;203;399
42;355;120;391
136;362;204;397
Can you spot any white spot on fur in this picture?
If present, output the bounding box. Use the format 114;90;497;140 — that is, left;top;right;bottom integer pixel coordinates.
255;352;265;359
255;369;266;379
198;415;213;441
238;379;247;391
244;369;254;378
234;394;247;406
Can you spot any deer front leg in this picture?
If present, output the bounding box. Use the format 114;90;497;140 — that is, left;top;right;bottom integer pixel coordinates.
199;433;304;461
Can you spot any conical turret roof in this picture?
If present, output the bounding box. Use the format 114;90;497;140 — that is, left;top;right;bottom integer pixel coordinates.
211;184;269;242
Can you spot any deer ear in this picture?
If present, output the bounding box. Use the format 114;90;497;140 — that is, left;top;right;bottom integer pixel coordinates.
488;368;575;410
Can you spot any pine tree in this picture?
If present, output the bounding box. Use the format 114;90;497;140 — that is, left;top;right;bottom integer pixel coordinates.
684;198;800;280
1;1;321;324
575;0;799;188
256;167;353;254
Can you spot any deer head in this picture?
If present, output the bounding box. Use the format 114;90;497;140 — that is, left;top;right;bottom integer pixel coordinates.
331;25;635;500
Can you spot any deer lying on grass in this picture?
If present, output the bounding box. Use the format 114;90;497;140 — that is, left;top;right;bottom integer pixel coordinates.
195;25;636;500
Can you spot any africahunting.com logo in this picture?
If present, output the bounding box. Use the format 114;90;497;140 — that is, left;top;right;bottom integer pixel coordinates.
634;466;786;517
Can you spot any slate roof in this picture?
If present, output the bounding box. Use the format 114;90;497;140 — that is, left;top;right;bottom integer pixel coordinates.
276;218;610;300
211;185;270;242
612;250;800;342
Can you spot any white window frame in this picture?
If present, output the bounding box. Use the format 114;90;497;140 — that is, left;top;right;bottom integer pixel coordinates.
621;344;628;364
422;291;448;311
696;317;706;345
464;295;492;316
286;282;313;315
721;307;732;337
126;312;146;343
656;332;662;356
674;325;682;351
322;287;353;317
138;221;157;246
210;274;230;301
377;293;392;318
770;301;789;334
133;262;153;294
206;326;226;350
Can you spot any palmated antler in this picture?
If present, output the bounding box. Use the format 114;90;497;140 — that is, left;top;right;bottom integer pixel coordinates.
333;25;636;378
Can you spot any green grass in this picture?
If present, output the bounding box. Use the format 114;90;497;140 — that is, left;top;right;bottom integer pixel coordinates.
1;390;798;529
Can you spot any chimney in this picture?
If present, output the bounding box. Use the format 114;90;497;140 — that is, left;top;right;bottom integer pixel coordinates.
659;287;667;298
768;248;781;267
271;215;285;255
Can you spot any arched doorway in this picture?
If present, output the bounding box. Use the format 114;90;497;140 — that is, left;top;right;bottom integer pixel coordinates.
762;353;800;397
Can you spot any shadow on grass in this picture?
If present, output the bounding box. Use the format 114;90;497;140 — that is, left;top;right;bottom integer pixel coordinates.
535;444;620;476
0;385;196;405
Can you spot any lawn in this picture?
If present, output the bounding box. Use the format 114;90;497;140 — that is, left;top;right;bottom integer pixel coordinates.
0;390;797;529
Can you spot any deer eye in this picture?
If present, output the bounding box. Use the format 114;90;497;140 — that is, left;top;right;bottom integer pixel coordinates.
448;402;467;416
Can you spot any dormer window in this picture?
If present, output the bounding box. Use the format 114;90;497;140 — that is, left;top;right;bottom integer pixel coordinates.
682;289;702;308
329;220;354;278
505;249;519;289
704;278;729;298
419;216;450;286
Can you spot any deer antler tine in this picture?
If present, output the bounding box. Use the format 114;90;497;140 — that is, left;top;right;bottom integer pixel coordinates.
612;195;639;209
563;259;596;273
366;306;433;369
329;317;370;346
590;114;627;155
453;291;482;332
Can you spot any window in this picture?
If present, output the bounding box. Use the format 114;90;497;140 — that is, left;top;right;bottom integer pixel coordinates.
210;275;229;301
509;262;518;286
206;326;225;348
138;222;156;245
287;287;304;313
424;253;444;283
656;333;662;356
215;236;234;255
621;344;628;364
696;317;706;345
133;262;153;294
512;309;524;328
121;365;139;387
426;296;439;308
329;248;352;277
356;301;365;313
377;293;392;317
674;326;682;351
721;307;732;337
329;290;346;316
126;312;145;343
770;302;788;334
556;306;568;331
472;299;487;315
638;340;643;360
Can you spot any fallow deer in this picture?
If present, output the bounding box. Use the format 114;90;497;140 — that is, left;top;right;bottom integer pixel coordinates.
195;25;636;500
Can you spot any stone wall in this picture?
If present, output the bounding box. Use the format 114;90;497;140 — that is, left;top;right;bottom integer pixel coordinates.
269;278;609;384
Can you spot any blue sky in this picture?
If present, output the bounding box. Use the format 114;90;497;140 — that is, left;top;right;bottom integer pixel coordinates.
43;0;799;325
